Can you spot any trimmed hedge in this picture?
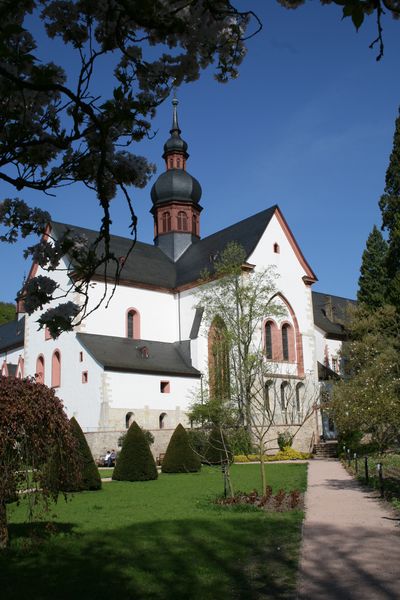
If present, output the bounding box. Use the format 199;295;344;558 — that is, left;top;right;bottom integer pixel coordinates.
205;425;233;465
46;417;102;492
112;421;157;481
162;424;201;473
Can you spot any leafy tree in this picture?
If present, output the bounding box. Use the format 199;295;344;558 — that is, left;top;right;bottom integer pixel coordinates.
0;376;79;549
112;421;157;481
205;424;233;467
0;1;254;336
0;302;15;325
161;424;201;473
357;225;388;308
379;108;400;310
331;304;400;452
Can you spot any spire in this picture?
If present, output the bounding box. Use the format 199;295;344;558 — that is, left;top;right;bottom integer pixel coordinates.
163;95;188;166
170;91;181;136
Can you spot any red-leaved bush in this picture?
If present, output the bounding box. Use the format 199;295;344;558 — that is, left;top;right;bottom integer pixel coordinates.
0;376;79;549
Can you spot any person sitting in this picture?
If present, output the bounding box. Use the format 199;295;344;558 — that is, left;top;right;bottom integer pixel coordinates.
104;450;111;466
108;449;116;467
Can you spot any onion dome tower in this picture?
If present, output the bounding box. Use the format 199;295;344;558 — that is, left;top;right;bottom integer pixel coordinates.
151;97;202;261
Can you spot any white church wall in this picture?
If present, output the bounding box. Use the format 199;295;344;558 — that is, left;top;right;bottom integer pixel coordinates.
0;346;23;365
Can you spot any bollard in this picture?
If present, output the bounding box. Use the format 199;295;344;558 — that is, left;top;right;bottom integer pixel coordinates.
354;452;358;474
377;463;384;498
347;448;351;467
364;456;369;484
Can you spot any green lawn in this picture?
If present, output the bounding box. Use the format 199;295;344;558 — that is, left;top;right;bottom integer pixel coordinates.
1;463;307;600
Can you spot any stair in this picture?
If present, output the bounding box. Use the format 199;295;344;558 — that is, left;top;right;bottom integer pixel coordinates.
313;441;338;459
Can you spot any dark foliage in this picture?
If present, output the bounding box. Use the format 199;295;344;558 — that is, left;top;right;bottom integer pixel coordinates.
357;225;388;308
205;425;233;466
379;108;400;310
61;417;101;491
118;428;154;449
0;302;15;325
162;424;201;474
187;429;209;461
112;421;157;482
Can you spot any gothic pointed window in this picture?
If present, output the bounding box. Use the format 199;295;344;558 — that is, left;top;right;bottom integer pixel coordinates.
36;355;45;384
177;211;188;231
281;323;294;362
265;322;273;359
162;211;171;233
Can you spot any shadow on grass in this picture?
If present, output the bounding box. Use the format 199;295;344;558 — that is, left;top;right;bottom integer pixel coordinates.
0;515;301;600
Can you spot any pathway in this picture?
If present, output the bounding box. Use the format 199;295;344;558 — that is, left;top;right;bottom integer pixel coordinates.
298;459;400;600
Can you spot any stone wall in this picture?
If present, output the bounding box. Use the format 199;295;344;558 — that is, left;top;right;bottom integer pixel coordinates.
85;428;175;462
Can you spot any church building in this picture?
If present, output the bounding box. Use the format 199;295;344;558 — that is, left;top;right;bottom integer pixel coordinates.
0;99;353;458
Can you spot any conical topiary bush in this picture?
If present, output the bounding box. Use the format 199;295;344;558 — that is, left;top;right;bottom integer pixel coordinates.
66;417;101;492
162;424;201;473
112;421;157;481
205;425;233;466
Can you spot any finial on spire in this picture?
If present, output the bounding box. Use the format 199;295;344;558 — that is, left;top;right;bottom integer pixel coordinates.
171;89;181;135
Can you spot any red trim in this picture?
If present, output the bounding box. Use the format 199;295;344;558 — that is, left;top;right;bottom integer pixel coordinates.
274;207;317;283
35;354;45;384
1;360;8;377
16;355;24;379
51;349;61;388
125;307;141;340
262;318;280;361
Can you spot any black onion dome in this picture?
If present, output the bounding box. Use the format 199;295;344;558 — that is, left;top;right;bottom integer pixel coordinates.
151;169;202;206
163;134;188;156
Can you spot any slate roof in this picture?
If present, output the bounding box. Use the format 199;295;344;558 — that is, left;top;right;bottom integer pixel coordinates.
0;317;25;352
312;291;356;339
76;333;201;377
51;206;277;290
317;361;340;381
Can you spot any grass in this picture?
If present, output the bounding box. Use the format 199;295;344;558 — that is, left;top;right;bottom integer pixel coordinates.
345;452;400;506
1;463;307;600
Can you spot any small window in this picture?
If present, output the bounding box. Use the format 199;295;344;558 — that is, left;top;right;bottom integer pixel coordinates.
79;351;83;362
82;371;88;384
36;355;45;384
51;350;61;388
273;243;280;254
177;211;188;231
160;381;170;393
159;412;167;429
126;309;140;340
265;322;273;359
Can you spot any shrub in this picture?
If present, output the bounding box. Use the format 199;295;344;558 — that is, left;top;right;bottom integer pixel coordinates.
205;425;233;465
187;429;209;460
234;449;311;462
227;427;252;455
277;431;293;451
112;421;157;482
118;428;154;448
59;417;101;491
162;424;201;473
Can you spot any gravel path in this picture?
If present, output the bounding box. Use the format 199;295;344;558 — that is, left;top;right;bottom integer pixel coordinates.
298;460;400;600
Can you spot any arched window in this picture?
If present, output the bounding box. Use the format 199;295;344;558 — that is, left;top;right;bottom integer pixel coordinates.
162;211;171;233
296;383;304;414
126;309;140;339
273;242;280;254
265;321;274;359
51;350;61;388
177;157;181;168
192;214;197;235
177;211;188;231
264;380;273;411
125;412;134;429
36;355;45;384
208;317;230;400
159;412;167;429
281;323;294;362
280;382;289;411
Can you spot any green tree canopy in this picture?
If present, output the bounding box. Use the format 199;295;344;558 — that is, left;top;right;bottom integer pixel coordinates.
357;225;388;308
162;424;201;473
0;302;15;326
379;108;400;310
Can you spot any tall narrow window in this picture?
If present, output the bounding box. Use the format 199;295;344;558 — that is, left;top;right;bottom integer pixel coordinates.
282;324;289;360
265;322;273;359
296;383;304;413
264;380;272;411
36;355;45;384
177;211;188;231
192;214;197;235
162;211;171;233
280;382;289;410
51;350;61;388
159;412;167;429
126;309;140;339
125;412;134;429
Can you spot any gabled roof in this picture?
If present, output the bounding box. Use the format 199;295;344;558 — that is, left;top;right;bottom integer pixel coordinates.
76;333;201;378
317;361;340;381
0;317;25;353
48;204;316;291
312;292;356;339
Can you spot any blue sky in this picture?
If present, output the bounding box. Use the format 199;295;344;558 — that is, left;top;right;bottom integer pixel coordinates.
1;2;400;303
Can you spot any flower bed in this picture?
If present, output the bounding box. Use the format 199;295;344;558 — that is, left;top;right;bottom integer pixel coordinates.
215;487;304;512
234;448;312;462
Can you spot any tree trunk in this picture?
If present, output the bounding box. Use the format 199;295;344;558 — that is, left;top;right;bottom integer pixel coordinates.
0;502;8;550
259;444;267;496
